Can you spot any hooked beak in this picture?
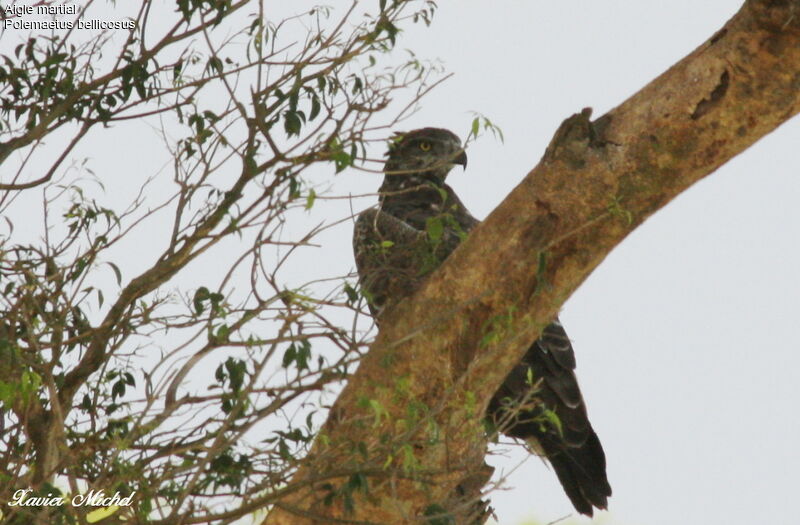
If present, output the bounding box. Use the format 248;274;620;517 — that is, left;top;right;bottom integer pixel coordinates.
454;150;468;169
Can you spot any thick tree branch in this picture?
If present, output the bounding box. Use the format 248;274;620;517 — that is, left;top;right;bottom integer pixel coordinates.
265;0;800;522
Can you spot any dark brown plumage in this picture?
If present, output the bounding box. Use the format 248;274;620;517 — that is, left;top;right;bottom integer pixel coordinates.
352;127;611;516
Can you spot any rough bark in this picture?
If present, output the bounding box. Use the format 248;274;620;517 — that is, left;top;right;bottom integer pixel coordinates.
264;0;800;522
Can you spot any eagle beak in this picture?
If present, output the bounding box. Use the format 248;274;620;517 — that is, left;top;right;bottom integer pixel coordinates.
454;150;468;169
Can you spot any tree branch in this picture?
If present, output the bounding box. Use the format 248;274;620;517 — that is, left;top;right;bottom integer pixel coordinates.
264;0;800;522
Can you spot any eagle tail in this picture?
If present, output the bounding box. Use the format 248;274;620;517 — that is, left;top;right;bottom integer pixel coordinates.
533;429;611;516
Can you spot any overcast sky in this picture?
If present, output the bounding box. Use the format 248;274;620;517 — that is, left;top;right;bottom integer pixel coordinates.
3;2;800;525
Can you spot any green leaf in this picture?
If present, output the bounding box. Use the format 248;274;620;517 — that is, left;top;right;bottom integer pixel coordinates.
111;379;126;401
288;176;301;199
295;339;311;370
0;381;16;406
344;283;359;304
207;56;223;75
20;370;41;396
425;216;443;242
284;110;302;136
224;358;246;392
309;96;320;120
351;76;363;94
305;189;316;210
193;287;210;315
542;408;563;437
106;262;122;286
173;59;183;81
215;324;229;340
282;345;297;368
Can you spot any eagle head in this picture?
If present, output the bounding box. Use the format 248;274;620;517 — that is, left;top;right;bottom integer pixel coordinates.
383;127;467;186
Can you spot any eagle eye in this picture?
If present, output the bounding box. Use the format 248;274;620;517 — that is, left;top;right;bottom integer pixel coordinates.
418;141;432;152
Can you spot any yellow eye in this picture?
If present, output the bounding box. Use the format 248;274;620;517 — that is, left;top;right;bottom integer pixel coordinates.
419;141;432;152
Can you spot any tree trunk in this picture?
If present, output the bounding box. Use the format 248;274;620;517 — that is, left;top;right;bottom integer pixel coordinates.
264;0;800;522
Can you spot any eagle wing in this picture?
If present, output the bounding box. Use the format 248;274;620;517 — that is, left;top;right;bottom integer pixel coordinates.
353;207;430;318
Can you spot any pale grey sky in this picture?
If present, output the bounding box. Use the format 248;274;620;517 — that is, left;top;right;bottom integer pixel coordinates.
2;2;799;525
